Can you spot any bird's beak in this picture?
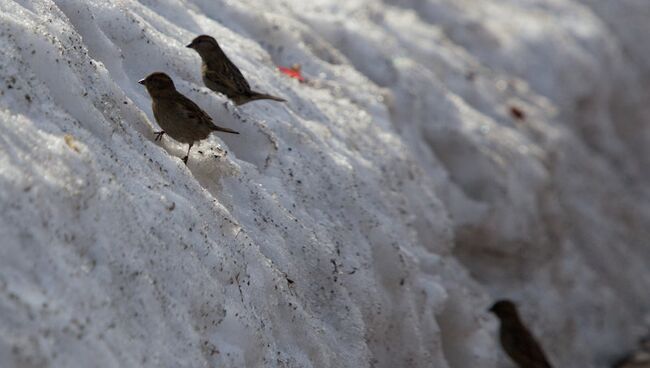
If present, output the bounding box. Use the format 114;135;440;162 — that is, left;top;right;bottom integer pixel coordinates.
185;43;193;48
138;79;146;85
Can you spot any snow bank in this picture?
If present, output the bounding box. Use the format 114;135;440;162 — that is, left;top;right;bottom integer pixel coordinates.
0;0;648;367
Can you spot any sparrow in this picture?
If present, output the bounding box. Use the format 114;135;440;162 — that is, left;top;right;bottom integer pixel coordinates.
138;72;239;164
186;35;286;105
489;300;554;368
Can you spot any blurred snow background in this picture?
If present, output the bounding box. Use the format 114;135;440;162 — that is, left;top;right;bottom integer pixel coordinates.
0;0;649;367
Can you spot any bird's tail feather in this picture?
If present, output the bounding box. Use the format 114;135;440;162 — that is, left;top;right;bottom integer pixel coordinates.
248;91;286;103
213;125;240;134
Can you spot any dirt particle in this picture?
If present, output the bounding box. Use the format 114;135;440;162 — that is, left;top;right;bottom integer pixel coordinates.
509;106;526;121
64;134;80;152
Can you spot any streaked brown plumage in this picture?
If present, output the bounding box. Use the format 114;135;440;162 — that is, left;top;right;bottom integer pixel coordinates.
138;72;239;164
186;35;286;105
489;300;553;368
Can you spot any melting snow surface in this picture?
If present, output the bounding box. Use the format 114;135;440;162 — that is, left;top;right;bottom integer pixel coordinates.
1;0;649;367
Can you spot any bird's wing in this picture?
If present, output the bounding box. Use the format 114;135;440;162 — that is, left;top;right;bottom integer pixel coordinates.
215;57;252;94
174;93;238;134
513;329;553;368
174;93;213;126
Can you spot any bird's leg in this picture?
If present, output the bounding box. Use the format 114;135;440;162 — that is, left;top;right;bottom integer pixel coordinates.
183;142;193;165
154;131;165;141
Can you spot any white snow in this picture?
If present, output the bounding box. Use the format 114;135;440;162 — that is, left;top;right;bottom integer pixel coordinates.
1;0;649;367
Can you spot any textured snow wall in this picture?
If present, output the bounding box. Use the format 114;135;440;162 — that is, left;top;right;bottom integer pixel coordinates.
1;0;649;367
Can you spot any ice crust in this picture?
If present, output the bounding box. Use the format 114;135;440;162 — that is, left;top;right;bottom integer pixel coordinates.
0;0;649;367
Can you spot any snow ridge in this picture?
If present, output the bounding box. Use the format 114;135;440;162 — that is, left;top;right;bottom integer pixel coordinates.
0;1;649;367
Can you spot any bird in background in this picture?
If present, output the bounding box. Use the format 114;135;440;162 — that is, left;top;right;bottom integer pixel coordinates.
138;72;239;164
489;299;554;368
186;35;286;105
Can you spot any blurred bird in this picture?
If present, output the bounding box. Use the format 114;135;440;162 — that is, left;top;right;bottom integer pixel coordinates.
139;72;239;164
186;35;286;105
489;300;554;368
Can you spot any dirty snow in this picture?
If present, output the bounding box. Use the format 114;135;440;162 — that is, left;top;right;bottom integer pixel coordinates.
0;0;649;367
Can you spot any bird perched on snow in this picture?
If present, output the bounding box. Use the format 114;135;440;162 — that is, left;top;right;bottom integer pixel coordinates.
186;35;286;105
489;300;554;368
138;72;239;164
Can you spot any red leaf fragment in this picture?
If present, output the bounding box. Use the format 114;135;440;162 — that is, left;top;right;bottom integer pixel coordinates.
279;64;305;82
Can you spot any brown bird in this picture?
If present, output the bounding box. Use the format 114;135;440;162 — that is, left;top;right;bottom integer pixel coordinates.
186;35;286;105
138;72;239;164
489;300;554;368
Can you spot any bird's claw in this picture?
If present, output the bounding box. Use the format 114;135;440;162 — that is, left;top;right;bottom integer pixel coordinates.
182;155;189;164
